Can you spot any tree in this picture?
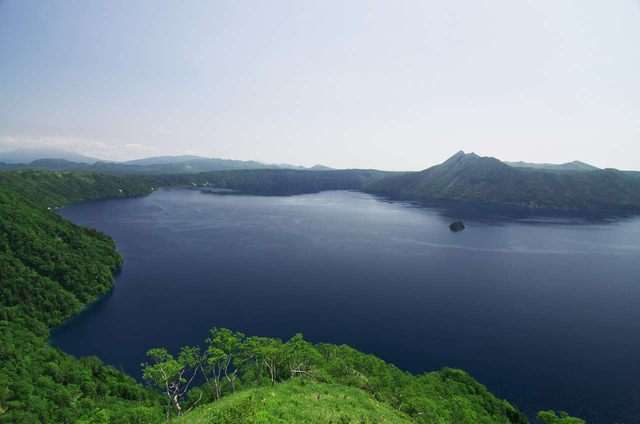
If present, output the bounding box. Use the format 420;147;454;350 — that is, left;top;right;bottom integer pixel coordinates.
537;410;586;424
243;336;268;387
260;337;284;385
204;328;246;397
141;347;201;421
285;333;320;383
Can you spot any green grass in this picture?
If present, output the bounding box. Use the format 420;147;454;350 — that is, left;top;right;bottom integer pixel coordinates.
176;381;413;424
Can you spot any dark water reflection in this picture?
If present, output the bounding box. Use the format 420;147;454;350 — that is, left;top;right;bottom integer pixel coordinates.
51;189;640;423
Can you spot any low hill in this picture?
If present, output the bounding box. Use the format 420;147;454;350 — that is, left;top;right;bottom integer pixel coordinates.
175;380;414;424
505;160;599;171
364;151;640;211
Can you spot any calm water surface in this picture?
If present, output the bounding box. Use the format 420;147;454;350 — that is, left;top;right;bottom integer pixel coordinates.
50;189;640;423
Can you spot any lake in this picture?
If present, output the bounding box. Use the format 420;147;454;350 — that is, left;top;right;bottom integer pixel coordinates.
50;188;640;423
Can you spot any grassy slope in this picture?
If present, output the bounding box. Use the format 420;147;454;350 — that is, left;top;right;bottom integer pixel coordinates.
177;381;413;424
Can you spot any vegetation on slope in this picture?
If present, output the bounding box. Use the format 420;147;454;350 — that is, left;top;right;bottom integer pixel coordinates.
0;321;162;423
0;185;163;423
0;187;121;334
175;380;414;424
364;151;640;211
142;328;528;424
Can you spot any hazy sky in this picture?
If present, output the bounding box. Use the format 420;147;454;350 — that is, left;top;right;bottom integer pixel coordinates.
1;0;639;170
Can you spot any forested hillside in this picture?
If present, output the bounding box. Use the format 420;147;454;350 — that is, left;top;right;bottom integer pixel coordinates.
0;185;163;422
365;151;640;211
0;187;121;333
0;168;389;209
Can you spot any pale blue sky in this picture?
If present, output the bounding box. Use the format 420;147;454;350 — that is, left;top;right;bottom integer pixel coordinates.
1;0;639;170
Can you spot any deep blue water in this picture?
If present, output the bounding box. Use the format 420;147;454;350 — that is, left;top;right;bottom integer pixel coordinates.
50;188;640;423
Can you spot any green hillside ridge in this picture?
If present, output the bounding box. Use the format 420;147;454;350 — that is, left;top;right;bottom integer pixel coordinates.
175;380;414;424
178;382;584;424
0;169;586;423
364;151;640;211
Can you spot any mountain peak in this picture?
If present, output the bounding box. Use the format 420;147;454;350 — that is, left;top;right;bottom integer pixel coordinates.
442;151;482;165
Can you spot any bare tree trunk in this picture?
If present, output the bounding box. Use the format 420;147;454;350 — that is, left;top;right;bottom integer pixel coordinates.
185;392;203;414
198;359;215;399
214;374;221;400
224;370;236;394
173;394;182;417
264;359;276;385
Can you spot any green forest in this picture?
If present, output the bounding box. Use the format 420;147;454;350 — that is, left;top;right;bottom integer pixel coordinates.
0;168;586;423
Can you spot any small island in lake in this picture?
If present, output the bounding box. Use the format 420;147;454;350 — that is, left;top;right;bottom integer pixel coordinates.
450;220;465;232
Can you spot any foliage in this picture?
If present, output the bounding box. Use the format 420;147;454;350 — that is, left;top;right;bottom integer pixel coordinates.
0;184;164;422
0;186;121;333
537;410;586;424
142;348;202;420
0;321;162;423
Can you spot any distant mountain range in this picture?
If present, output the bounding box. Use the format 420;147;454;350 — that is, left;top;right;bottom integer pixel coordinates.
0;148;101;164
364;151;640;211
0;149;333;174
122;155;206;166
505;160;599;171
